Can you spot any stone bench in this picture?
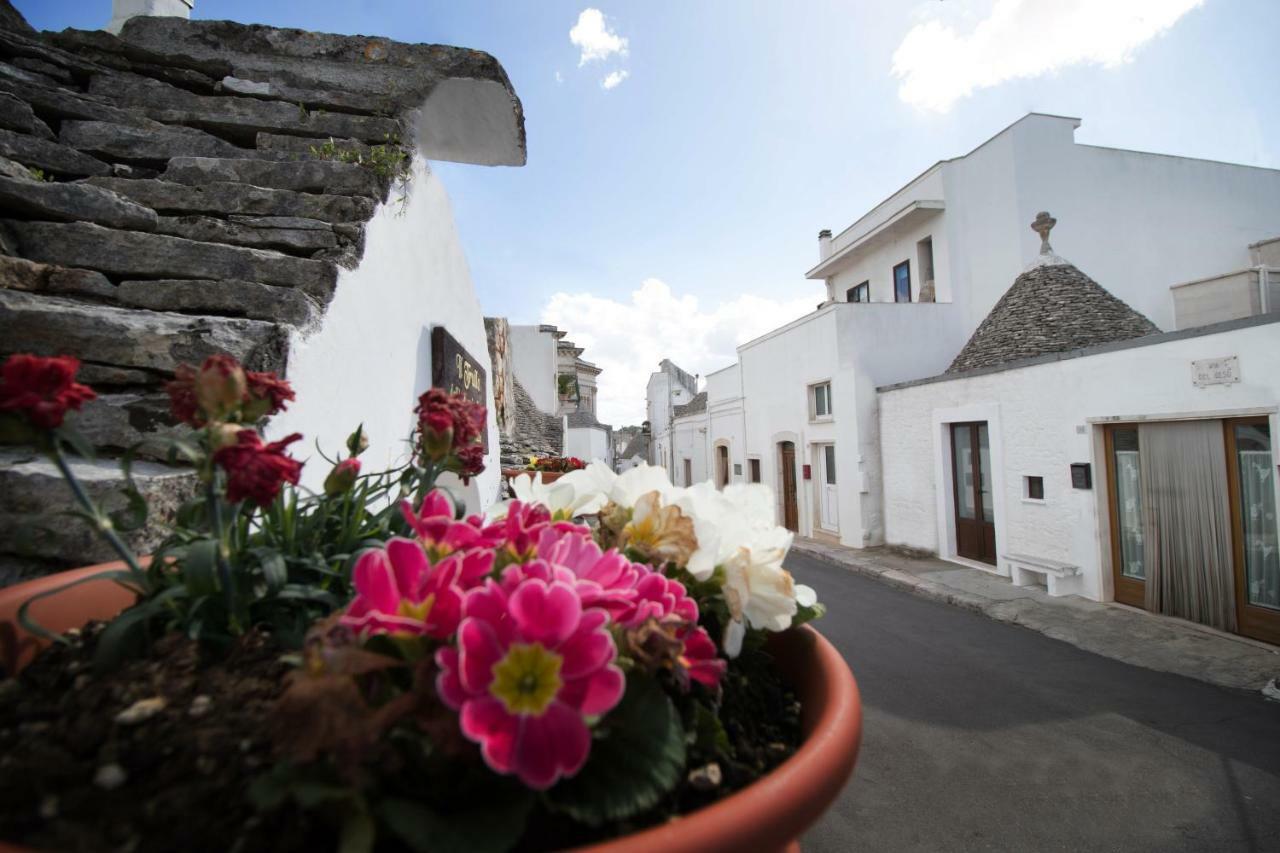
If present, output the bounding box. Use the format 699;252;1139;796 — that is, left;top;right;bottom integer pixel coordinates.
1005;552;1081;597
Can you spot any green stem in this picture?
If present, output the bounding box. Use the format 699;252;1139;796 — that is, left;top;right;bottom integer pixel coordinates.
51;442;146;586
205;469;239;632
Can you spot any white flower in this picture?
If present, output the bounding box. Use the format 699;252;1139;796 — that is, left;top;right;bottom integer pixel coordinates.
609;463;680;508
556;461;618;515
488;472;577;520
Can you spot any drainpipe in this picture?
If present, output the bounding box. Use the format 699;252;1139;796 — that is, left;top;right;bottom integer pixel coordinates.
1259;265;1271;315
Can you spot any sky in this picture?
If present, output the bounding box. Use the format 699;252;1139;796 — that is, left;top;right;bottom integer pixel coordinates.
19;0;1280;425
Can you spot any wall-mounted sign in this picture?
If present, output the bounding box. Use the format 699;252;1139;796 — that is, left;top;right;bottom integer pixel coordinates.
1070;462;1092;490
802;464;812;480
431;326;488;449
734;463;742;475
1191;355;1240;388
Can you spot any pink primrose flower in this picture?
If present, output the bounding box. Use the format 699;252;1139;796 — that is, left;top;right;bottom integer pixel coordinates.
341;537;492;639
435;576;625;790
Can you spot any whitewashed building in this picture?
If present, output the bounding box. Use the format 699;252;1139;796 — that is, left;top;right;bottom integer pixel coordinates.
646;359;699;471
879;217;1280;646
702;113;1280;551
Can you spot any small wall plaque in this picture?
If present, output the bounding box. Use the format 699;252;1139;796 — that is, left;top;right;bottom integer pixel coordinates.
802;464;812;480
733;463;742;475
1070;463;1092;490
1191;355;1240;387
431;326;488;450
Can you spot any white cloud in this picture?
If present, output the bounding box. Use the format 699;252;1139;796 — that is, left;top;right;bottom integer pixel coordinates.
891;0;1204;112
554;70;564;84
541;279;823;426
600;69;629;90
570;8;628;66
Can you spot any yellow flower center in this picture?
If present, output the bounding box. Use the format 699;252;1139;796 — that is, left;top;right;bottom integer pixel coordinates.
489;642;563;716
397;593;436;624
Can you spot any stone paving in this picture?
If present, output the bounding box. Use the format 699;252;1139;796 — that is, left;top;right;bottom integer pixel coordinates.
793;539;1280;693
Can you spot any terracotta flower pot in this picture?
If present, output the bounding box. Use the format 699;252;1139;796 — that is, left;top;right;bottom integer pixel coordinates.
0;567;862;852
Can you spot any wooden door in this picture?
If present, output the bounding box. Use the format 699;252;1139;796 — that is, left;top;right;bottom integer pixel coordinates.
780;442;799;532
682;458;693;487
950;423;996;565
1104;425;1147;608
717;445;729;488
1225;417;1280;645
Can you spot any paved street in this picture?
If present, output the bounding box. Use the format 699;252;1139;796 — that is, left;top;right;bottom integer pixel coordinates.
791;552;1280;853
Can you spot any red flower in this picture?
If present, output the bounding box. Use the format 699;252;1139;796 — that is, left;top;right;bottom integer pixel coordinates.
213;430;304;507
415;388;487;477
0;354;97;429
243;370;295;420
166;363;203;426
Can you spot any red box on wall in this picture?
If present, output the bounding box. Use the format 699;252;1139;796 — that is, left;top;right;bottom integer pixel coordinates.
803;464;812;480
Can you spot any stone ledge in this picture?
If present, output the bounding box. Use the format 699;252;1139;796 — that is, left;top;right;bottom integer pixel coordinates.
154;214;339;254
0;172;158;230
85;176;375;223
60;119;246;163
163;156;386;199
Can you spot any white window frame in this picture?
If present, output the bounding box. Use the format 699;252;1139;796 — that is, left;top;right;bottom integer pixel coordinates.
809;381;833;421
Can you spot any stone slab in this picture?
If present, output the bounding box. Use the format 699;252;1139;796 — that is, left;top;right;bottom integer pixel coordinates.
0;173;158;230
85;176;375;224
86;72;402;144
155;214;338;254
0;289;288;375
5;219;339;296
0;448;195;571
0;126;110;177
60;119;245;163
117;278;317;326
163;156;384;199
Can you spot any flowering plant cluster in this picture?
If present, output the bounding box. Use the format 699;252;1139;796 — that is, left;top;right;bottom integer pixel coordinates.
521;455;587;473
4;350;822;852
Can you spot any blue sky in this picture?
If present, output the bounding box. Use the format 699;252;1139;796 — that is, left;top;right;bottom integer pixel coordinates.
19;1;1280;424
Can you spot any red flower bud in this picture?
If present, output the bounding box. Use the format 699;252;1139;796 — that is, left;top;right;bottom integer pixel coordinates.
242;370;295;421
0;353;96;430
323;457;362;496
194;355;247;422
420;410;454;462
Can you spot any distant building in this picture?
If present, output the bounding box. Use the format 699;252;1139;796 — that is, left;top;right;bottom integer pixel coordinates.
645;359;699;471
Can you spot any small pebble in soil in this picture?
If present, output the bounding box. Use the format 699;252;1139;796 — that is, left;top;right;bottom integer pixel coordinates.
94;763;127;791
687;762;723;791
38;794;58;819
188;695;212;718
114;697;167;725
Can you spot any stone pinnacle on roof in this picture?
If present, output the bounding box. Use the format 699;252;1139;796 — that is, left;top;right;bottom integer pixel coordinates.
1032;211;1056;254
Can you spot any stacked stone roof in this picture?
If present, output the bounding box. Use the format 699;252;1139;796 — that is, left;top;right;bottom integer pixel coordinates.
619;431;649;461
0;3;523;578
500;377;563;466
673;391;708;418
947;216;1158;374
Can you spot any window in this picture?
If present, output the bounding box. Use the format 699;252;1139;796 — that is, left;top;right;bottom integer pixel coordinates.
683;458;693;486
810;381;832;419
846;281;869;303
893;260;911;303
1025;476;1044;501
824;444;837;484
916;237;934;286
749;458;761;483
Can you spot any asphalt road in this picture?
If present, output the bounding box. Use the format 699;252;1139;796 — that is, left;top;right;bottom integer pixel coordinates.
790;551;1280;853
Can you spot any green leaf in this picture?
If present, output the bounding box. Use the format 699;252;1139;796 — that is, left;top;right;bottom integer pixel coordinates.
689;700;733;759
338;809;375;853
793;600;826;627
93;587;187;671
546;673;687;826
109;446;149;533
55;423;96;461
181;538;221;598
378;792;533;853
253;548;288;591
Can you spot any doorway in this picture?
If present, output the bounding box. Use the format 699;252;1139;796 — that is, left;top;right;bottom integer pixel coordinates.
716;444;730;489
818;444;839;532
950;422;996;565
1105;418;1280;644
682;458;693;487
779;441;799;532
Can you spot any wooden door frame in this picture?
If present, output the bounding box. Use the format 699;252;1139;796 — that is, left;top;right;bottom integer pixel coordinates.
1224;415;1280;645
1103;424;1146;608
779;441;798;533
949;422;996;565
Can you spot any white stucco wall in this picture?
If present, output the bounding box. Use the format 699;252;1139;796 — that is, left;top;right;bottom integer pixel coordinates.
564;424;611;466
508;325;558;414
706;363;745;486
672;412;710;486
879;318;1280;602
267;157;501;512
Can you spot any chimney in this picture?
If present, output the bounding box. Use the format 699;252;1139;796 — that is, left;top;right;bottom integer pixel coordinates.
106;0;193;35
818;229;832;262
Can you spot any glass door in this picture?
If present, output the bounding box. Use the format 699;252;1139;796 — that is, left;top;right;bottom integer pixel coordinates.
1226;417;1280;645
950;423;996;565
1105;425;1146;608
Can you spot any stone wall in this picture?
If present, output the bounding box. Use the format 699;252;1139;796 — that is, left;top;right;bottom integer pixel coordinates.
0;4;524;577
